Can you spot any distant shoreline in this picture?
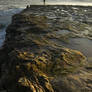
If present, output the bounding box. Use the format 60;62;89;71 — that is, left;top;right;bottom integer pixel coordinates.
25;5;92;8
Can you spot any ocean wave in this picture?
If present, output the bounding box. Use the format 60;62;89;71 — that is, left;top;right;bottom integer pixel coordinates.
0;7;23;16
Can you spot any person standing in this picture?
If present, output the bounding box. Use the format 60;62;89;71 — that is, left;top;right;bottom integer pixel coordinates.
43;0;45;5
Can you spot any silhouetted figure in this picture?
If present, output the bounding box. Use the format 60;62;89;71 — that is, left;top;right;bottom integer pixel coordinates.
26;5;29;9
43;0;45;5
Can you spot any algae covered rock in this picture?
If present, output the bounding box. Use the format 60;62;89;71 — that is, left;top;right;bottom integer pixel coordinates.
12;13;49;33
0;8;91;92
1;61;54;92
51;68;92;92
61;48;86;66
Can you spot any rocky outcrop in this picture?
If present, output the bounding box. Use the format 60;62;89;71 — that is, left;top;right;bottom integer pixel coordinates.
51;68;92;92
0;8;92;92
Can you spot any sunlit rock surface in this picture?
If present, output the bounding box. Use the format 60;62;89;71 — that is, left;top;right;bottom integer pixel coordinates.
0;6;92;92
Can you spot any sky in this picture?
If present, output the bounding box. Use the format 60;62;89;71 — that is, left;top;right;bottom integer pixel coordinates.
48;0;92;2
1;0;90;6
45;0;92;6
47;0;92;3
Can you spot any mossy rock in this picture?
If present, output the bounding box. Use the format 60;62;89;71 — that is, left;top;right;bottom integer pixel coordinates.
12;13;49;33
8;47;86;77
0;11;89;92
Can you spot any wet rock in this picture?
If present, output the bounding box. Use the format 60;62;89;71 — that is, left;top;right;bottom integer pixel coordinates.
0;7;92;92
0;90;7;92
51;68;92;92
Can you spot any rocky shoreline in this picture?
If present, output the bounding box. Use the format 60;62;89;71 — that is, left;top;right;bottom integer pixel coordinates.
0;6;92;92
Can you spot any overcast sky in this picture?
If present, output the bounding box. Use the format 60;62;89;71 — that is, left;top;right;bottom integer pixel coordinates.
23;0;92;5
47;0;92;2
31;0;92;3
44;0;92;5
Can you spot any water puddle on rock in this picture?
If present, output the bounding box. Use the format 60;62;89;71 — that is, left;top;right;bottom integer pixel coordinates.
63;38;92;62
56;29;70;35
54;29;92;62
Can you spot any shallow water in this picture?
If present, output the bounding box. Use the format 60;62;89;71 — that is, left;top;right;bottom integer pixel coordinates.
0;8;23;47
56;29;70;35
63;38;92;62
0;0;30;47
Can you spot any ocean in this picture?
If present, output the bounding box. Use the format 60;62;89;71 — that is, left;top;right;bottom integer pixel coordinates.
0;0;29;47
